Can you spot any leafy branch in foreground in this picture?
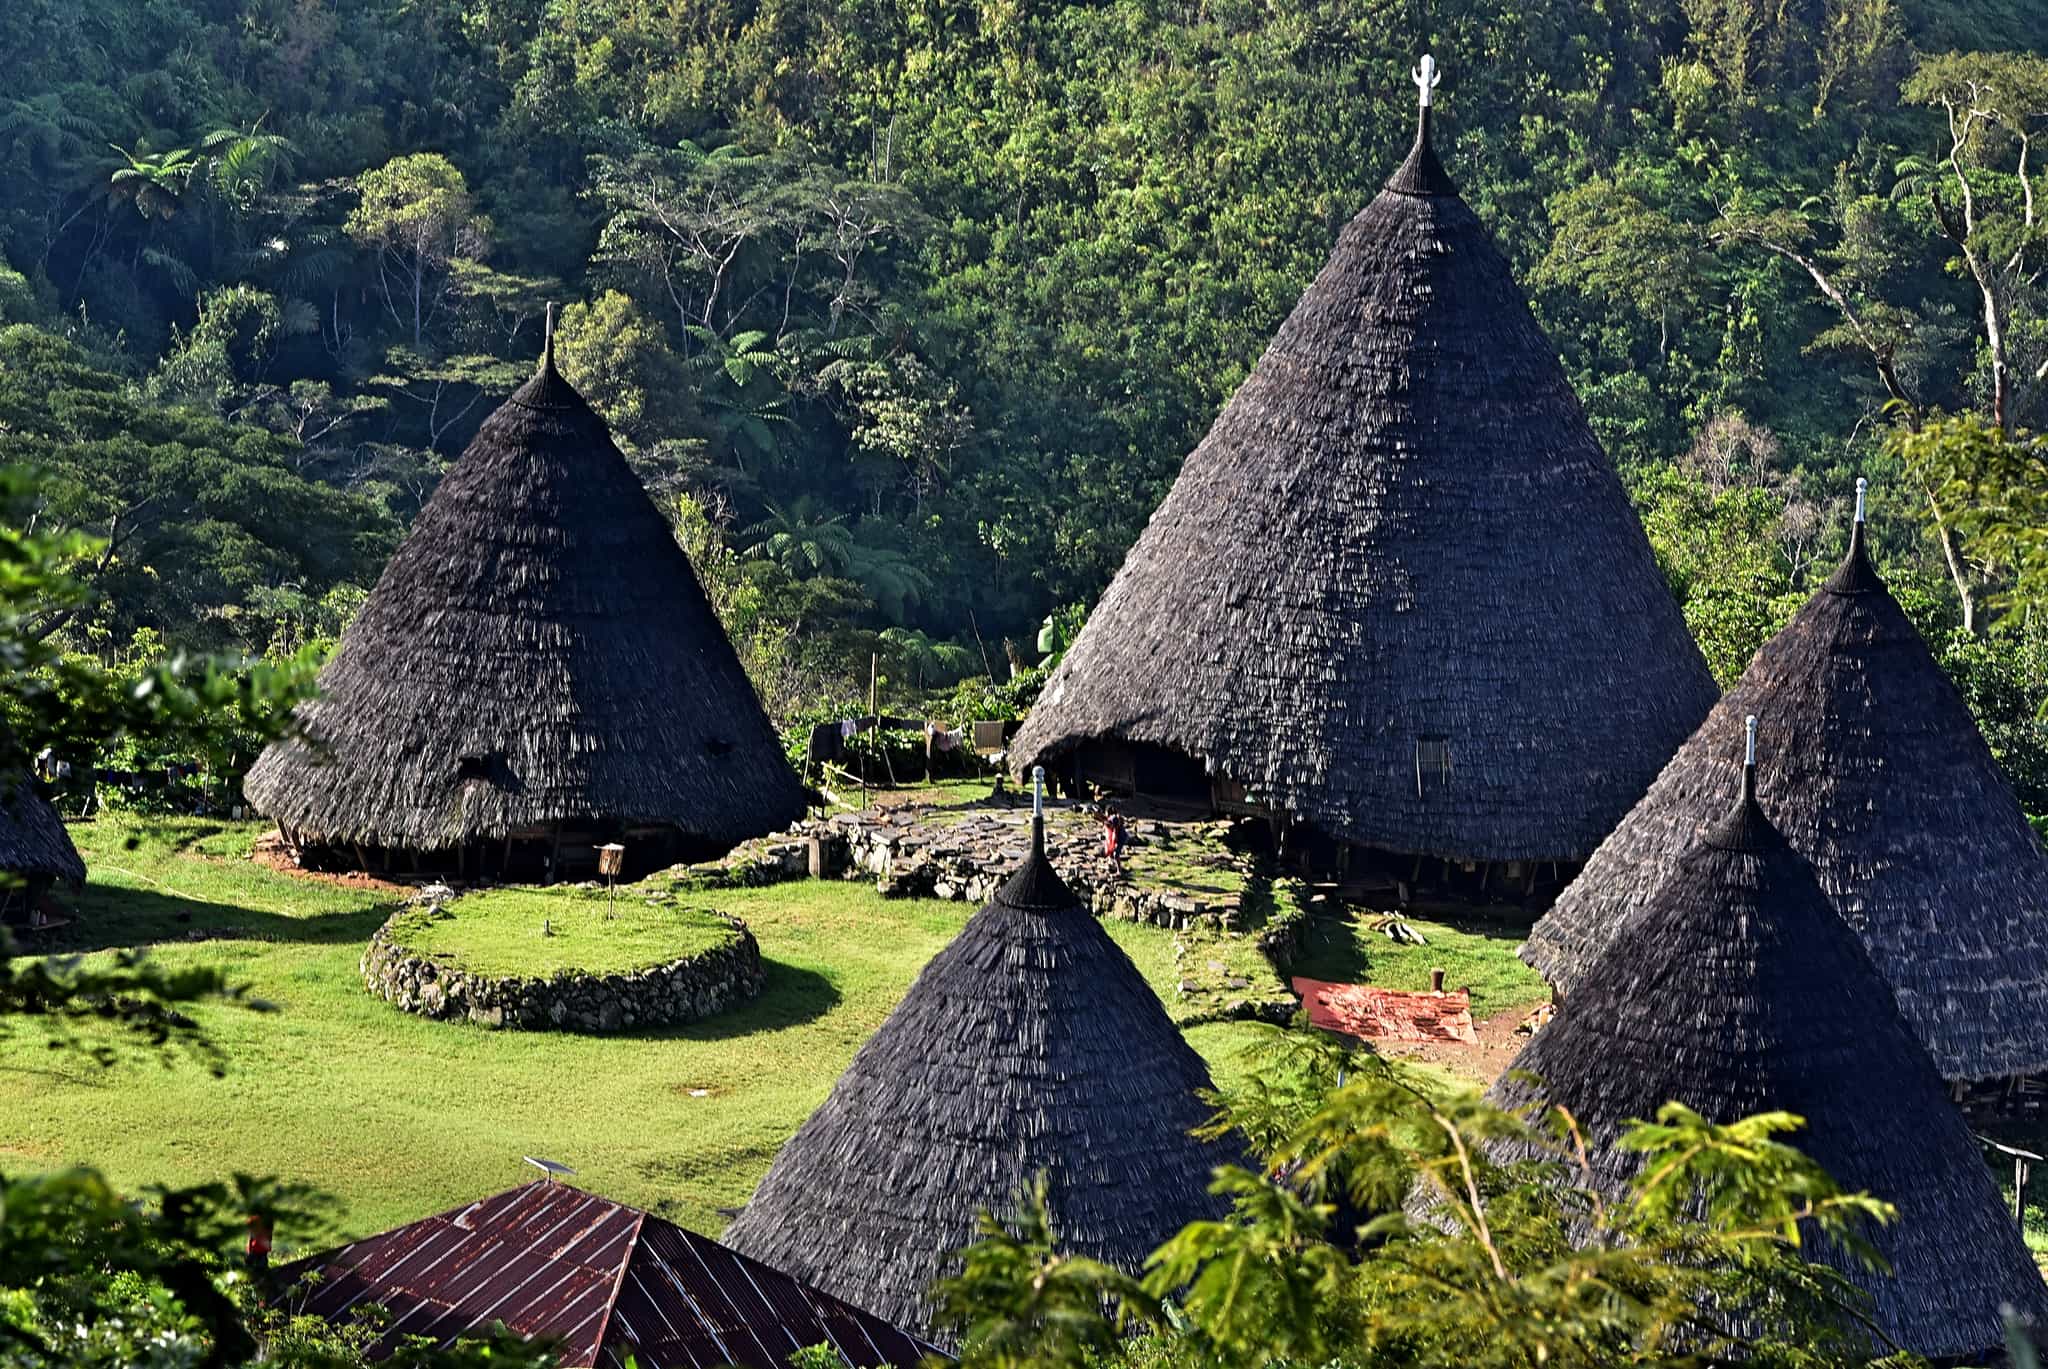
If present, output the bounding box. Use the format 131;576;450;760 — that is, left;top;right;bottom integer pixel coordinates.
936;1039;1918;1369
1893;414;2048;622
0;931;270;1072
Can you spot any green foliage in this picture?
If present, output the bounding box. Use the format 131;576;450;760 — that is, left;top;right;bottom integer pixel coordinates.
1896;415;2048;614
347;154;492;352
7;0;2048;739
937;1041;1917;1369
0;325;393;655
554;290;705;457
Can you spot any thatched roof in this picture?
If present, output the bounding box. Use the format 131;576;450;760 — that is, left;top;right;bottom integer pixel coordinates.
1490;759;2048;1361
281;1180;938;1367
721;816;1231;1340
0;781;84;885
1009;92;1715;863
1523;516;2048;1081
242;339;803;859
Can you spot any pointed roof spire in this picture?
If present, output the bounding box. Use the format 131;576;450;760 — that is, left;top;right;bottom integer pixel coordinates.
512;300;579;411
1741;713;1757;800
1386;53;1457;196
1711;714;1770;852
999;762;1074;910
1826;475;1880;594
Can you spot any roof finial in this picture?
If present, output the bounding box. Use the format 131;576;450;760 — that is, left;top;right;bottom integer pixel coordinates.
1413;54;1441;109
542;301;557;373
1388;56;1455;195
1031;764;1046;856
1742;714;1758;804
1854;476;1867;525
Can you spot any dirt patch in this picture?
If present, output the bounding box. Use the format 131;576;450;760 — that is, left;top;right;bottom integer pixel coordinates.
249;831;413;893
1375;1008;1543;1090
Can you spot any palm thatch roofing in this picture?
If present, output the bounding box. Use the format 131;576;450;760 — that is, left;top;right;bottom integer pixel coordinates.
1009;93;1715;864
721;816;1232;1341
1523;518;2048;1081
1490;762;2048;1361
280;1179;938;1368
242;339;803;869
0;780;84;885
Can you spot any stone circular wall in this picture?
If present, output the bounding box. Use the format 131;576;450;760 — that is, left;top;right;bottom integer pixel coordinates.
361;912;765;1032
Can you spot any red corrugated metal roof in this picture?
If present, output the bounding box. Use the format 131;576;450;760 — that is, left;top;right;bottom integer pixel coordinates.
281;1182;940;1368
1292;976;1477;1044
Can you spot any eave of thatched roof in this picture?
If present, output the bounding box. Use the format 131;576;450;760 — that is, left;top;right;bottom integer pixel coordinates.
1010;95;1714;864
1492;774;2048;1361
720;820;1232;1341
0;781;84;884
242;345;804;855
1523;521;2048;1080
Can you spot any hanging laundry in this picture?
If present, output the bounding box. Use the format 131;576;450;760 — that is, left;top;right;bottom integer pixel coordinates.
807;722;844;764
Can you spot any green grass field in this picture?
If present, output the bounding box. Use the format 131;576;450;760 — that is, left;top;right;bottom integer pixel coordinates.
3;815;1268;1250
388;887;741;978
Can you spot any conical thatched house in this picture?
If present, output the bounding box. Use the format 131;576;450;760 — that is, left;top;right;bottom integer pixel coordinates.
1491;741;2048;1361
722;804;1230;1339
0;780;85;924
1523;501;2048;1081
1010;65;1714;896
244;335;804;879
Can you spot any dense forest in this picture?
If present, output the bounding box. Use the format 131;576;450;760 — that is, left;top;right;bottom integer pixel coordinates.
3;0;2046;799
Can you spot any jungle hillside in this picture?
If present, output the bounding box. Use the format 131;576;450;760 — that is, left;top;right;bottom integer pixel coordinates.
4;0;2048;798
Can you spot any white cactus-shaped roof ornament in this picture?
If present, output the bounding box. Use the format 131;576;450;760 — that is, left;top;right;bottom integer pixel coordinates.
1413;53;1442;109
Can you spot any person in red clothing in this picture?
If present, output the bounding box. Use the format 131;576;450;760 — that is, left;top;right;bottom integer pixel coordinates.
1098;803;1128;872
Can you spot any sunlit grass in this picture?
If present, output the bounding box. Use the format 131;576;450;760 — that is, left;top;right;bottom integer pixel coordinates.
4;815;1267;1248
390;886;739;978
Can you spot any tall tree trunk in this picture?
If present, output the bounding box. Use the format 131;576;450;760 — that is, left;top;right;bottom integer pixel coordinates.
1927;488;1977;635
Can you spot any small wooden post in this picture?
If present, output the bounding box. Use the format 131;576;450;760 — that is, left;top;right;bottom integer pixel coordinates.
597;843;625;919
2017;1154;2030;1224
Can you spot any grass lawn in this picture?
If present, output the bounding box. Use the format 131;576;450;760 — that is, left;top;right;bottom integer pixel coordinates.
389;887;740;978
4;815;1267;1249
1288;904;1552;1021
830;776;998;810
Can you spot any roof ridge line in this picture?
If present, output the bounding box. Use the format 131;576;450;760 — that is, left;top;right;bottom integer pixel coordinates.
593;1207;646;1361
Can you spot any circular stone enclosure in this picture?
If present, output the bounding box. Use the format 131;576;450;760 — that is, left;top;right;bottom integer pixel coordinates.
363;889;765;1032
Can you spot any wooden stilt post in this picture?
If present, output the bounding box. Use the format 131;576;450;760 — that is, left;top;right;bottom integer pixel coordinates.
864;653;877;810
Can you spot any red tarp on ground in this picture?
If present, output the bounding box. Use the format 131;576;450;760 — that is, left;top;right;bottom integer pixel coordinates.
1292;977;1478;1044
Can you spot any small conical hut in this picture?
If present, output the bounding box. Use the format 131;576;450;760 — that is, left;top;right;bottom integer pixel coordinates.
243;333;804;880
1523;495;2048;1081
1491;737;2048;1361
1009;62;1715;897
0;780;85;924
722;800;1231;1339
